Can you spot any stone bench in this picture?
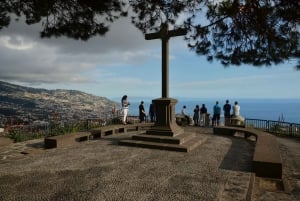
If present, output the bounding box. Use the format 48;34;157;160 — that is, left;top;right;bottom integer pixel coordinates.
213;126;256;140
44;131;91;149
175;114;194;126
230;117;245;126
213;126;282;179
90;125;127;139
90;123;154;139
45;123;155;148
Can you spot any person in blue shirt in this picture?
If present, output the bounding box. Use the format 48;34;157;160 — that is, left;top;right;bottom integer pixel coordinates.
212;101;221;127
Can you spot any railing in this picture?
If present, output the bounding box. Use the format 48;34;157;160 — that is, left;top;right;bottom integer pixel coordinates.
4;110;152;142
5;115;299;142
244;118;300;137
86;112;150;130
6;124;46;142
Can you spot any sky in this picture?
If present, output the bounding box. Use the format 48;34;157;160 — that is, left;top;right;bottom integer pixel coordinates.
0;14;299;102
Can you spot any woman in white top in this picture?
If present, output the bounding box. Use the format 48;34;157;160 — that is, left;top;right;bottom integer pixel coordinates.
233;101;240;116
232;101;244;122
121;95;130;124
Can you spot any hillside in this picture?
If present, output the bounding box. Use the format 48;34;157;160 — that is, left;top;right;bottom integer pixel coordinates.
0;81;118;123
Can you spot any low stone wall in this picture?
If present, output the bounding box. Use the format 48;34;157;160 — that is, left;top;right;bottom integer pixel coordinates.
44;123;154;149
175;114;194;126
213;126;282;179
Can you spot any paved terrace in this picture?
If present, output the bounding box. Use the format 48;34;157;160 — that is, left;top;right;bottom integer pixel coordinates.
0;127;299;201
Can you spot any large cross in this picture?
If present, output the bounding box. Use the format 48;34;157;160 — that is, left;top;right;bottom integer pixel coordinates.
145;23;187;98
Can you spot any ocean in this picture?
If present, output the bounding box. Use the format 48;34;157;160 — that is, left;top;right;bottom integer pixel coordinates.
123;98;300;124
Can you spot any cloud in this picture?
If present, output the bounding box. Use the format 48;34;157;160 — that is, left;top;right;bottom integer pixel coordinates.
0;14;161;85
0;35;35;50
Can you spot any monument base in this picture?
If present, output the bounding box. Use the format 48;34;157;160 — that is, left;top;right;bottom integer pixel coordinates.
146;98;184;136
119;98;204;152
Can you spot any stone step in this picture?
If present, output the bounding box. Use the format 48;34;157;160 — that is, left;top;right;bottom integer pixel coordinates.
131;132;196;144
119;135;207;152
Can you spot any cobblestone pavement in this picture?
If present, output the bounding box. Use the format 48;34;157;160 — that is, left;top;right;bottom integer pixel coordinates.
252;137;300;201
0;127;299;201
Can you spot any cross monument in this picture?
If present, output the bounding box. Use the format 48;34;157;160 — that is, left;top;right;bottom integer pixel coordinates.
145;23;187;136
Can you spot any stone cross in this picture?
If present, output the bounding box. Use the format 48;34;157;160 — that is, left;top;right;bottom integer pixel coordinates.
145;23;187;98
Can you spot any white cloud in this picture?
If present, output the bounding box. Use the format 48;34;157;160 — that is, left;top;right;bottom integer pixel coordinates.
0;35;35;50
0;14;161;85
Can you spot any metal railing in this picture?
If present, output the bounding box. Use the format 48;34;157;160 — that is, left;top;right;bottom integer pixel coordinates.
5;114;299;142
244;118;300;137
4;109;153;142
86;112;151;130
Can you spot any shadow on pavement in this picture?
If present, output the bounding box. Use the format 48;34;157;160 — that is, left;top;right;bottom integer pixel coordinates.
219;135;255;173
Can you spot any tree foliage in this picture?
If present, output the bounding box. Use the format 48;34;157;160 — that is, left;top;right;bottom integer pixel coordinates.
185;0;300;68
0;0;128;40
0;0;299;68
129;0;299;69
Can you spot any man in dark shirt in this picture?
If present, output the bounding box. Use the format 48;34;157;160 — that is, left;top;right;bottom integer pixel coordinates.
200;104;207;127
223;100;231;125
139;101;146;123
149;101;156;122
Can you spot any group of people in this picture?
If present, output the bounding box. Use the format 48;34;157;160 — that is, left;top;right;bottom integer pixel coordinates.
212;100;244;127
121;95;243;127
188;100;244;127
182;104;207;126
121;95;156;125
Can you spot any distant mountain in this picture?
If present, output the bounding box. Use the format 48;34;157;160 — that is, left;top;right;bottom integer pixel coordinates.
0;81;118;122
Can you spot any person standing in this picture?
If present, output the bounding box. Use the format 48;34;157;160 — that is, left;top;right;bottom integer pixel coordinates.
193;105;200;126
212;101;221;127
139;101;146;123
200;104;207;127
223;100;231;126
149;101;156;122
121;95;130;125
181;105;190;125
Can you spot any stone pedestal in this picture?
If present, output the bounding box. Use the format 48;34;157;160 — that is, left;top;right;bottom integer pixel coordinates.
205;114;210;127
146;98;184;136
119;98;205;152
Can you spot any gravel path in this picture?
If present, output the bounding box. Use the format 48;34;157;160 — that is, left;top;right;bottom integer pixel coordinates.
0;127;299;201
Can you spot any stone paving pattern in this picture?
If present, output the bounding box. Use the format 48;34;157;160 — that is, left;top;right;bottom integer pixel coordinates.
0;127;299;201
